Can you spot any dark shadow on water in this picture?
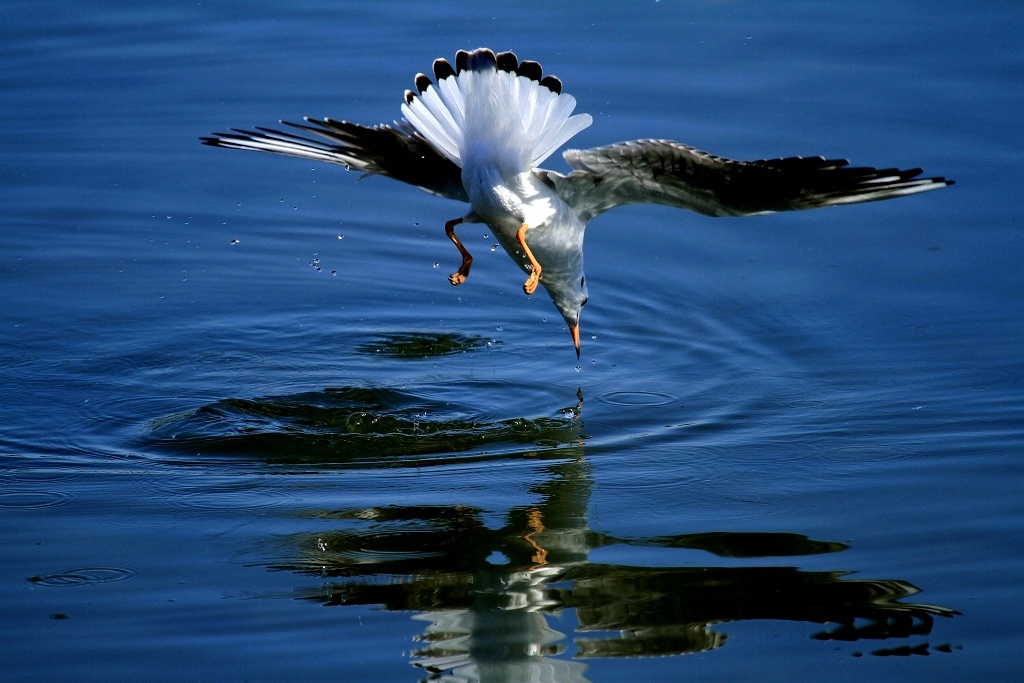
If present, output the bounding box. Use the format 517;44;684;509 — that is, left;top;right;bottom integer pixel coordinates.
146;386;584;466
262;456;960;680
354;332;500;359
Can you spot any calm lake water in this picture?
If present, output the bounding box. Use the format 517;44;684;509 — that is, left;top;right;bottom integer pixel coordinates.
3;1;1022;680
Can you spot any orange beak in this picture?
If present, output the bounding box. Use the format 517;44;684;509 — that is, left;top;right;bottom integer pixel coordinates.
570;322;581;359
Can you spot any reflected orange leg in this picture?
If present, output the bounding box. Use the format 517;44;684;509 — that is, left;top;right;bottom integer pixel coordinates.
445;217;473;286
515;223;541;295
523;507;548;567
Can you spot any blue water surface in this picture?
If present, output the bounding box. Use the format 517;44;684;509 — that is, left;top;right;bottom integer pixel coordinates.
2;1;1022;680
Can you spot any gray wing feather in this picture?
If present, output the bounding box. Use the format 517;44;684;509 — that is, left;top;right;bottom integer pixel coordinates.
538;139;952;223
202;118;467;202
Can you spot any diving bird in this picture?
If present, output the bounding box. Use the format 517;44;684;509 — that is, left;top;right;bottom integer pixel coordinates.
202;48;952;358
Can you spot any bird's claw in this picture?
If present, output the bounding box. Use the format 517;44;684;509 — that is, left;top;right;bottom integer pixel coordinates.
523;273;539;295
444;217;472;287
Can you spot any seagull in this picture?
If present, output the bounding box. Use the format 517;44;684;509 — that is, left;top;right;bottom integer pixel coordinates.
202;48;952;358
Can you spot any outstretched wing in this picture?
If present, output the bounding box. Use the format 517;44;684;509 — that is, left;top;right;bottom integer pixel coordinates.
538;139;952;223
201;118;467;202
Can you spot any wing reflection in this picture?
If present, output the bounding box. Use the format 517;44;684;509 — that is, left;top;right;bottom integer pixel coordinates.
266;456;958;680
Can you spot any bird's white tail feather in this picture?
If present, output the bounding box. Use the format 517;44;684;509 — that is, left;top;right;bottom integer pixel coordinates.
401;61;591;172
403;83;464;163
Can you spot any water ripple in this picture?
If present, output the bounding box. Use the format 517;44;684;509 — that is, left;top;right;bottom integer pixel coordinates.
145;386;584;467
0;490;72;509
598;390;678;407
165;477;294;512
26;567;137;587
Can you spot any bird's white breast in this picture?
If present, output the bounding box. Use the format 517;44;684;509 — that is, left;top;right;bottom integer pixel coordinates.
464;166;558;237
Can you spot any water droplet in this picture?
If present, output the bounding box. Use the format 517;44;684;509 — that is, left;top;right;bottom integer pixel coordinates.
574;365;582;373
230;239;240;245
337;234;344;240
432;262;440;268
490;244;498;252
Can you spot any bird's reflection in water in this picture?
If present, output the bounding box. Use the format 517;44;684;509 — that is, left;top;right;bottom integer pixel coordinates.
268;453;958;681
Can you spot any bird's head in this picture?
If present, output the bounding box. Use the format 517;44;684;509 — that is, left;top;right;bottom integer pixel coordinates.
541;272;589;358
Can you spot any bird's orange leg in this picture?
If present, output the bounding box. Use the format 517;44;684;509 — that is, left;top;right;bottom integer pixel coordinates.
444;217;473;286
516;223;541;295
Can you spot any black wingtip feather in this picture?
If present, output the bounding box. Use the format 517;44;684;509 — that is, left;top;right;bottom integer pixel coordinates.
467;48;496;71
414;73;432;94
433;58;456;81
517;60;543;81
495;51;518;72
539;75;562;94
